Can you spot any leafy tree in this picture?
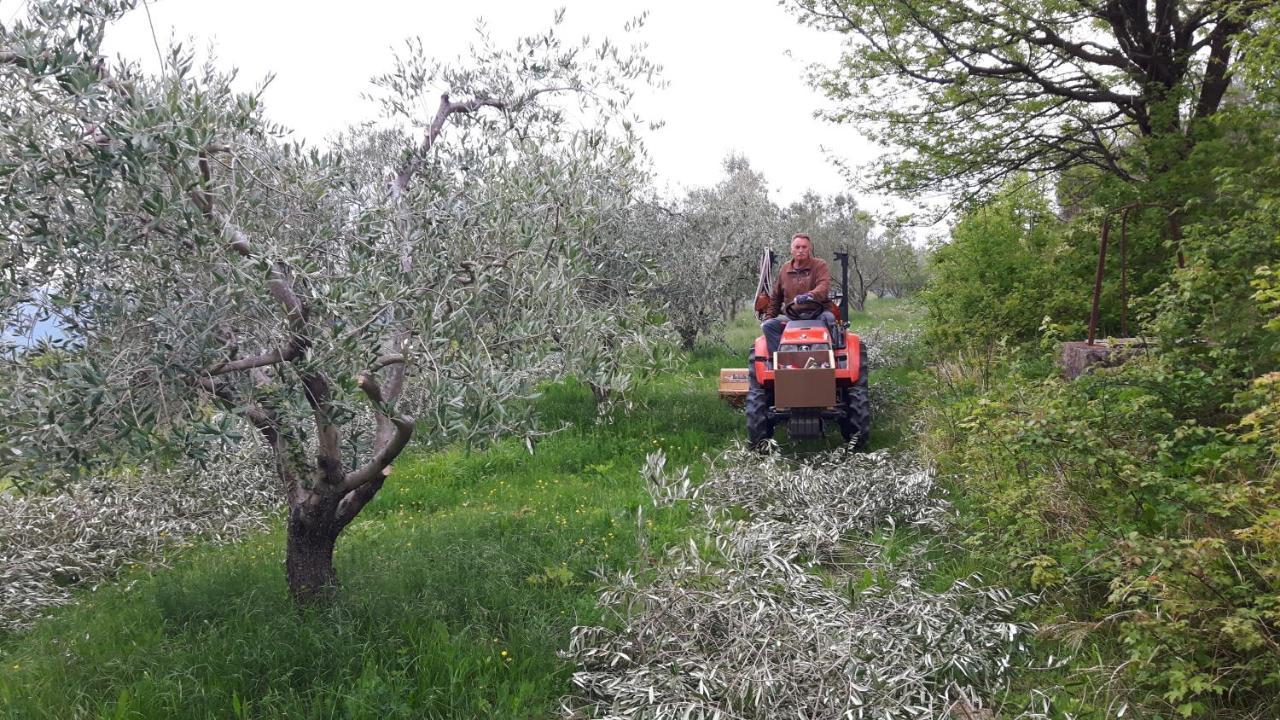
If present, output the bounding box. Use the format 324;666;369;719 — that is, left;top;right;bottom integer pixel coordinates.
1141;1;1280;369
0;1;656;602
1146;107;1280;374
791;0;1270;202
873;226;928;299
923;180;1084;350
640;155;783;350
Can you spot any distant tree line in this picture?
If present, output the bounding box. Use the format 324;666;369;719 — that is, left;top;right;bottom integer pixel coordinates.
634;156;928;351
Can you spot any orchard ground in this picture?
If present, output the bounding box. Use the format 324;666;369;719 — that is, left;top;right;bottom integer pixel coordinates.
0;300;920;719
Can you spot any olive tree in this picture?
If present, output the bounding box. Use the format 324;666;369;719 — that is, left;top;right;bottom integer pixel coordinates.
0;1;657;601
872;226;927;299
637;155;783;350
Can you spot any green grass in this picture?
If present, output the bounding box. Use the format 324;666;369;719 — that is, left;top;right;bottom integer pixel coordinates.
0;300;924;719
850;296;924;333
1;372;740;720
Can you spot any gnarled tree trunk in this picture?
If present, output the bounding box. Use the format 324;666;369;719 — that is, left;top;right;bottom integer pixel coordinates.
285;503;341;602
676;325;698;352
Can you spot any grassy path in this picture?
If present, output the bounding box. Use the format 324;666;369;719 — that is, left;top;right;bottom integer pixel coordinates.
0;301;917;719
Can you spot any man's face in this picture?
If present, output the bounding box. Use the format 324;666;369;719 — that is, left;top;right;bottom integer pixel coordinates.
791;236;812;263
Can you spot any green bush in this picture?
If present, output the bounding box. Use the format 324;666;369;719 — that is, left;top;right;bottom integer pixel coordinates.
1147;106;1280;374
923;349;1280;717
923;182;1092;352
917;22;1280;717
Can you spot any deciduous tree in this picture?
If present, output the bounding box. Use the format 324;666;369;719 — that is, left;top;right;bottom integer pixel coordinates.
791;0;1269;202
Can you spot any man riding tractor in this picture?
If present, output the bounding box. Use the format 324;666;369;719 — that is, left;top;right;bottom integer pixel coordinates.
763;234;837;356
747;233;870;449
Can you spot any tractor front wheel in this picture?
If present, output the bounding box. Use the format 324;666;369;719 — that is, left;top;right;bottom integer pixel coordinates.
746;369;774;450
840;343;871;450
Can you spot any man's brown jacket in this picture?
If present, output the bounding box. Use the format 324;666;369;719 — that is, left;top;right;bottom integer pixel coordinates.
767;258;832;318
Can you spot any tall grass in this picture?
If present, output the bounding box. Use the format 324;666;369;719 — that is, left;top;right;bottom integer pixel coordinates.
0;372;738;719
0;300;922;719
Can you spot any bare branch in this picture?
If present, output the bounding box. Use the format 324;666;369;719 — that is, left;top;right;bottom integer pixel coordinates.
340;415;414;494
389;86;574;196
369;353;405;373
202;262;309;377
206;345;300;376
334;477;387;529
301;371;343;486
1194;12;1248;118
354;371;386;405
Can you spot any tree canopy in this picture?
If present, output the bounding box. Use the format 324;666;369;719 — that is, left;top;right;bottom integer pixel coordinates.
0;0;658;601
792;0;1270;202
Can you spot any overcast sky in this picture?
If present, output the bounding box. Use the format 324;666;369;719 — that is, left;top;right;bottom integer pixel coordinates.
2;0;936;217
71;0;908;208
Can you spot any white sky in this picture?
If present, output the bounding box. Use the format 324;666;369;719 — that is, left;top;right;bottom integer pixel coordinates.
5;0;933;218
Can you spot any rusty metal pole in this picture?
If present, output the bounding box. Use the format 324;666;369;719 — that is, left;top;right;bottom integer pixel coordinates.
1120;207;1130;337
1088;215;1111;346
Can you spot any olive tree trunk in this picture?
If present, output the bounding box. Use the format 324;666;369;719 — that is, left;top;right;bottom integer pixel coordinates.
285;504;341;601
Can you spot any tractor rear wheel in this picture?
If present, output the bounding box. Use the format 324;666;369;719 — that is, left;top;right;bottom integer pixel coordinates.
840;343;871;450
746;367;774;449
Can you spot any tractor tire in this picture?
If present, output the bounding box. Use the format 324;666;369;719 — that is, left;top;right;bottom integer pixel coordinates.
746;366;775;450
840;342;871;450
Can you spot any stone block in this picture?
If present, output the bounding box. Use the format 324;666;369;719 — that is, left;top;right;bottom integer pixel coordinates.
1059;338;1148;379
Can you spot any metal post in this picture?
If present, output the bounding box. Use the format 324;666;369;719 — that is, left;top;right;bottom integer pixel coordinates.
1087;216;1111;346
833;251;850;323
1120;207;1130;337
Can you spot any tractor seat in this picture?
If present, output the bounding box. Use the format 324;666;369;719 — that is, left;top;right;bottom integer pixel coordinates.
785;320;827;330
783;319;845;349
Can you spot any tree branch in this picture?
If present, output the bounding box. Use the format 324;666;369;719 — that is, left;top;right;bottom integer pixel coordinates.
1194;11;1249;119
0;50;31;69
369;353;405;373
355;370;387;405
206;345;301;376
899;3;1139;106
389;91;504;196
301;371;343;486
389;86;574;197
339;414;414;494
192;372;299;496
202;261;310;376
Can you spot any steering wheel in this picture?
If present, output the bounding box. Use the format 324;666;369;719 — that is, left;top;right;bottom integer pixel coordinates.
784;298;825;321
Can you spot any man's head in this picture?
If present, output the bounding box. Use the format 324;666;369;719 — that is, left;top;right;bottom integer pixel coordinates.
790;233;813;263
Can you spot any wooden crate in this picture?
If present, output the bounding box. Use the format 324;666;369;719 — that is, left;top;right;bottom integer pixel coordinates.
774;367;836;409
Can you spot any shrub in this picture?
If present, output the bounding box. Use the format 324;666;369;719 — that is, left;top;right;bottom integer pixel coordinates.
923;182;1090;352
923;349;1280;717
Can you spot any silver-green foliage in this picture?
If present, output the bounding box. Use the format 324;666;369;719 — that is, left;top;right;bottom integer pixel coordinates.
0;446;277;632
563;447;1039;719
0;1;658;491
1;1;666;601
633;155;785;351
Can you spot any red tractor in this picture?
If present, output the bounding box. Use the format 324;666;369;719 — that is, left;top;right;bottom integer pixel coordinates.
724;250;871;449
